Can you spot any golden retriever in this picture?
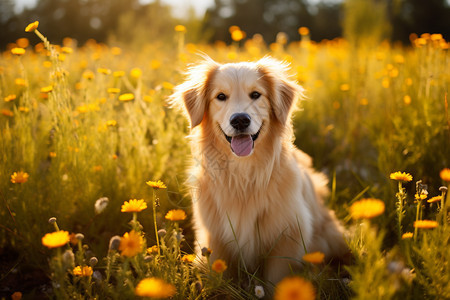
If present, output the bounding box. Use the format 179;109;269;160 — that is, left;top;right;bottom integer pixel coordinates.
170;56;348;285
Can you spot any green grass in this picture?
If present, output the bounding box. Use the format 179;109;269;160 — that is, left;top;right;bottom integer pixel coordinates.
0;26;449;299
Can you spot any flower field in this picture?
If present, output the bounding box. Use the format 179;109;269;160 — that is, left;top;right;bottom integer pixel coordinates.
0;22;449;299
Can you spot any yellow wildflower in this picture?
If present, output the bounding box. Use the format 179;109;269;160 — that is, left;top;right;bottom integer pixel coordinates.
231;29;246;42
350;198;385;219
175;25;186;32
113;70;125;78
302;251;325;264
427;196;442;203
73;266;93;277
298;27;310;36
211;259;228;273
165;209;187;221
135;278;176;298
390;171;413;182
106;120;117;127
146;180;167;189
130;68;142;78
41;85;53;93
15;78;27;86
97;68;111;75
18;107;29;113
415;192;427;201
413;220;438;229
11;48;26;56
61;47;73;54
4;94;17;102
1;109;14;117
82;70;94;80
274;276;316;300
118;93;134;102
11;171;29;183
440;168;450;182
147;245;159;255
182;254;196;263
107;88;120;94
403;95;411;105
42;231;70;248
25;21;39;32
340;84;350;91
121;199;147;213
16;38;29;48
119;230;143;257
402;232;413;239
111;47;122;55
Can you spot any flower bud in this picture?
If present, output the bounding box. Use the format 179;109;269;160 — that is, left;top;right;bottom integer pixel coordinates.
48;217;57;224
109;235;121;251
89;257;98;266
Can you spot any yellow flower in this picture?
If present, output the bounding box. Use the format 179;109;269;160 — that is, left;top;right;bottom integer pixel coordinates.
119;230;143;257
82;70;94;80
211;259;228;273
402;232;413;239
298;27;310;36
106;120;117;127
11;171;29;183
440;168;450;182
111;47;122;55
162;82;174;90
274;276;316;300
350;198;385;219
73;266;93;277
231;29;246;42
182;254;196;263
61;46;73;54
107;88;120;94
339;83;350;91
403;95;412;105
121;199;147;213
11;48;26;56
130;68;142;78
415;192;427;201
427;196;442;203
118;93;134;102
1;109;14;117
97;67;111;75
135;278;176;298
302;251;325;264
390;171;413;182
15;78;27;86
413;220;438;229
25;21;39;32
175;25;186;32
4;94;17;102
42;230;70;248
146;180;167;189
113;70;125;78
147;245;159;255
41;85;53;93
165;209;187;221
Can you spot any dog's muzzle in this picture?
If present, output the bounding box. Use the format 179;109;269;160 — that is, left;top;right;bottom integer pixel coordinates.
221;114;262;157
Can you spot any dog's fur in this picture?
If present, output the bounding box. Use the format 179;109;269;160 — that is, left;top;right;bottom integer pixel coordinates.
170;56;348;284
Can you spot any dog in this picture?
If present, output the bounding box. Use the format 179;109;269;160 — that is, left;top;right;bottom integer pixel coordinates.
170;56;349;285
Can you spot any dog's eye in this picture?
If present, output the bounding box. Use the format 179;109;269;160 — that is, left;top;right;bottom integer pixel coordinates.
216;93;227;101
250;91;261;100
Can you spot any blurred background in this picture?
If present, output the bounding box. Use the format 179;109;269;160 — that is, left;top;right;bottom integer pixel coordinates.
1;0;449;49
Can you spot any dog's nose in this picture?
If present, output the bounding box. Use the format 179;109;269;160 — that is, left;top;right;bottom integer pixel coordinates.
230;113;251;131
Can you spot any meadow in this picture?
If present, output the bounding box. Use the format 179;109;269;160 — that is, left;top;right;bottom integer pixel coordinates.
0;22;449;299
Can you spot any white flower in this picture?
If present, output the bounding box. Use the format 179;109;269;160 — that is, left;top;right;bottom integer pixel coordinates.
95;197;109;214
255;285;264;299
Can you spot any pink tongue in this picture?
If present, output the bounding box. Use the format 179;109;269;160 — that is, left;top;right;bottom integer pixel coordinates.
231;135;253;156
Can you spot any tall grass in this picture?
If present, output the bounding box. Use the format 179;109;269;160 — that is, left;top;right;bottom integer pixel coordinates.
0;24;449;299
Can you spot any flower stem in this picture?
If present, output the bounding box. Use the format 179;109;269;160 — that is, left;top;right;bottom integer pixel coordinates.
152;189;160;255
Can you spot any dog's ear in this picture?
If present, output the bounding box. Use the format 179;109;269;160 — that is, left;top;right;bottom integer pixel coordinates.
257;57;304;125
169;58;219;128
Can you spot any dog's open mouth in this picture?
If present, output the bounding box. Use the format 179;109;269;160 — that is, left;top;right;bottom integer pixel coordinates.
222;127;261;157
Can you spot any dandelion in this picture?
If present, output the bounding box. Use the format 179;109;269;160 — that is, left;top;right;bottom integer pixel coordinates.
390;171;413;182
182;254;196;263
413;220;438;229
440;168;450;182
274;276;316;300
118;93;134;102
302;251;325;264
95;197;109;214
119;230;142;257
211;259;228;273
11;171;29;184
4;95;16;102
11;48;26;56
25;21;39;32
146;180;167;189
121;199;147;213
402;232;413;239
42;231;70;248
135;278;176;298
73;266;93;277
427;196;441;203
350;198;385;219
255;285;265;299
165;209;187;221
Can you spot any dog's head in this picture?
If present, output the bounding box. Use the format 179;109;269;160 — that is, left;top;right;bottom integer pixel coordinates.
170;56;303;157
